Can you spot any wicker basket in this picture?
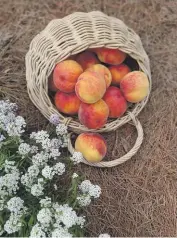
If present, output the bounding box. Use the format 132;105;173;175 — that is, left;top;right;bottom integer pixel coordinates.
26;11;151;168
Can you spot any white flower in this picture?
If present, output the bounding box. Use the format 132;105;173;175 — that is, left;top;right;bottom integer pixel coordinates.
5;116;26;137
79;180;92;193
31;178;45;197
49;114;60;125
53;162;65;176
4;160;18;173
37;208;52;227
56;124;68;136
52;225;72;238
18;143;31;156
4;213;22;234
40;197;52;208
79;180;101;198
54;203;85;229
21;165;39;188
42;166;53;180
77;194;91;207
30;223;46;238
0;169;20;198
30;130;49;143
30;145;38;154
88;184;101;198
72;173;78;179
7;197;25;214
50;138;62;148
49;148;61;159
31;152;49;167
0;199;5;211
0;100;18;114
70;152;83;164
99;233;111;238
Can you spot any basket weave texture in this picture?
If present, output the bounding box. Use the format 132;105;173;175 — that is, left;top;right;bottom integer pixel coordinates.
26;11;151;167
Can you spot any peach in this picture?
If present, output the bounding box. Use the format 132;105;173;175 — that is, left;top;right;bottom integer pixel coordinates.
78;99;109;129
54;91;81;115
120;71;149;103
103;86;127;118
48;77;58;92
53;60;83;93
96;47;126;65
75;133;107;163
86;64;112;88
75;71;106;104
109;64;131;85
75;51;99;70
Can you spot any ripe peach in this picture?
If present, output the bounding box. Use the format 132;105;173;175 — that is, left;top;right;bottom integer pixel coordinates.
78;99;109;129
75;71;106;104
109;64;131;85
54;91;81;115
96;47;126;65
48;77;58;92
75;51;99;70
53;60;83;93
120;71;149;103
103;86;127;118
75;133;107;163
86;64;112;88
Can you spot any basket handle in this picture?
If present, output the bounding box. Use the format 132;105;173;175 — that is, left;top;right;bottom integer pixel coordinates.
68;112;144;168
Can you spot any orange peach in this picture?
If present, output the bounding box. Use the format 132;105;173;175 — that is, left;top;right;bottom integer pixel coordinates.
96;47;126;65
54;91;81;115
78;99;109;129
109;64;131;85
103;86;127;118
48;77;58;92
75;71;106;104
75;51;99;70
53;60;83;93
86;64;112;88
75;133;107;163
120;71;149;103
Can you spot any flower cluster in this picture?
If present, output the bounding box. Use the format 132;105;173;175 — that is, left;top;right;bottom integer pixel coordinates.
0;100;26;138
76;180;101;207
70;151;84;164
30;200;85;237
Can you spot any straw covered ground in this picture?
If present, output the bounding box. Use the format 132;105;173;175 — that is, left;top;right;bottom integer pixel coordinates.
0;0;177;236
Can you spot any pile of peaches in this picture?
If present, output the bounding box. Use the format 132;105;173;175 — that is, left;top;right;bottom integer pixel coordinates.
49;48;149;163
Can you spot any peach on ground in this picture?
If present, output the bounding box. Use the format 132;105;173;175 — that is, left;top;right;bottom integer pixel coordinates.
103;86;127;118
96;47;126;65
75;51;99;70
75;71;106;104
48;77;58;92
75;133;107;163
109;64;131;85
86;64;112;88
78;99;109;129
53;60;83;93
120;71;149;103
54;91;81;115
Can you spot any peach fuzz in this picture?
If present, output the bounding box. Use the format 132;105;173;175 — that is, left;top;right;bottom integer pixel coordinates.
96;47;126;65
120;71;149;103
109;64;131;85
78;99;109;129
75;51;99;70
75;71;106;104
103;86;127;118
53;60;83;93
86;64;112;88
75;133;107;163
54;91;81;115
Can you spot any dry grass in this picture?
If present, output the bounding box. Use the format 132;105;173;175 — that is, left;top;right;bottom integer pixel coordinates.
1;0;177;236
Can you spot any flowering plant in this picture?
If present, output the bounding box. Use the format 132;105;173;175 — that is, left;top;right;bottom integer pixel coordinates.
0;100;103;237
